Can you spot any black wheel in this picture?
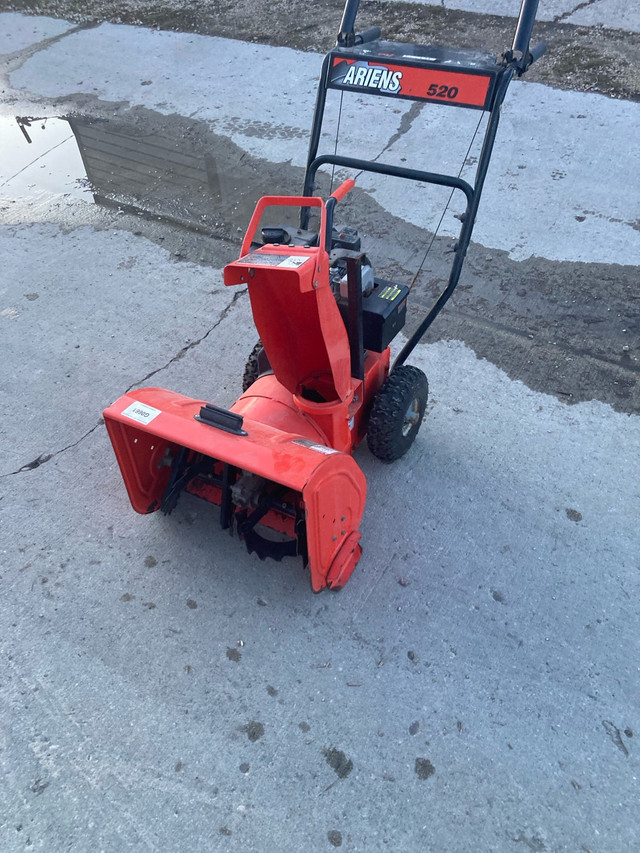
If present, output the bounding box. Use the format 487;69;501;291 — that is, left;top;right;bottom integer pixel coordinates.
367;365;428;463
242;340;271;392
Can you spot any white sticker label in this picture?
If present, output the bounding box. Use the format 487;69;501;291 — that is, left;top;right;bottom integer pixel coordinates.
238;252;311;269
278;256;310;268
121;401;162;425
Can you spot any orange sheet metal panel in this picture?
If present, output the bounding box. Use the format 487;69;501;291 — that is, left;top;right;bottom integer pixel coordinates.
103;386;367;590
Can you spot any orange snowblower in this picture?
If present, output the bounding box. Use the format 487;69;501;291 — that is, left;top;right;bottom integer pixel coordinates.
103;0;545;590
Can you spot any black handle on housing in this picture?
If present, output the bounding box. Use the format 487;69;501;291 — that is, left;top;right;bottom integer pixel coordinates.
196;403;247;435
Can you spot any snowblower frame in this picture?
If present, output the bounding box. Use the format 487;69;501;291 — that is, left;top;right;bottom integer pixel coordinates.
302;0;546;368
103;0;545;591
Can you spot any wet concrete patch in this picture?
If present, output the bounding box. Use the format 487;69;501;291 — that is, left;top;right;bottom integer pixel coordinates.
1;98;637;415
240;721;264;742
29;777;50;795
414;757;436;780
602;720;630;757
0;108;293;249
323;747;353;779
511;831;547;851
0;104;315;272
406;246;640;414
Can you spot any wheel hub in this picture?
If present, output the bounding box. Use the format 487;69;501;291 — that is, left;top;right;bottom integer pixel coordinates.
402;397;421;436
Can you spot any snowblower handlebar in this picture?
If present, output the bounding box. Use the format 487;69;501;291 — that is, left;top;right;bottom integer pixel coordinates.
325;179;355;251
355;27;381;45
528;41;547;64
337;0;359;46
336;0;380;46
330;178;355;203
502;37;546;75
512;0;540;56
503;0;546;74
337;0;543;68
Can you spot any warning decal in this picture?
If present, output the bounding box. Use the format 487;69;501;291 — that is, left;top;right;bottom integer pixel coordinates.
238;252;311;268
379;285;402;301
278;256;310;268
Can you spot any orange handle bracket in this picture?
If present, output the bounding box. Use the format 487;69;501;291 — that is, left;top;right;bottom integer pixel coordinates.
239;181;355;258
240;194;326;257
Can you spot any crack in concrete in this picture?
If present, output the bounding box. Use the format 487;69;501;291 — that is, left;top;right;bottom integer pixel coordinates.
124;288;246;392
2;288;246;478
554;0;599;24
3;422;103;478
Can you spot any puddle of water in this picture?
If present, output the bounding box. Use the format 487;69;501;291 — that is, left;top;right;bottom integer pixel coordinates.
0;115;91;215
0;111;265;236
67;113;225;229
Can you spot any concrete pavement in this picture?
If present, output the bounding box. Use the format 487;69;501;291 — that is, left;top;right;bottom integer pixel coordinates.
1;5;638;852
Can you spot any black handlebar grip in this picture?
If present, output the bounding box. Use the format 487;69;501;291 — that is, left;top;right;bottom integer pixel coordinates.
528;41;547;64
355;26;381;45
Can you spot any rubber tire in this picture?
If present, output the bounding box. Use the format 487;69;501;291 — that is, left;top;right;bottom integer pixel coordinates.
242;340;264;392
367;365;428;463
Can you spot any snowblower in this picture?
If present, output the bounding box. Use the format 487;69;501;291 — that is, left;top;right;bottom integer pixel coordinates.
103;0;545;590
